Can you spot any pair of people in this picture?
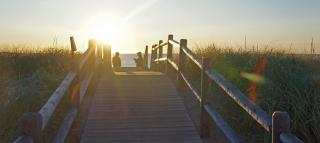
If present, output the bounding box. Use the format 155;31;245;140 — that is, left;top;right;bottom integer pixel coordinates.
112;52;144;68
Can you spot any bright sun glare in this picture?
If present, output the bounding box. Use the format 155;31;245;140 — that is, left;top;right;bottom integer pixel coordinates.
88;19;121;45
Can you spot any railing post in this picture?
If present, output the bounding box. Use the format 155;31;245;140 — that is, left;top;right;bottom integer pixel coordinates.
88;39;97;70
200;57;211;138
167;35;173;60
159;40;163;58
103;44;112;73
272;111;290;143
70;37;80;109
166;34;173;75
177;39;187;91
151;44;158;70
144;45;149;70
70;36;77;56
154;44;158;71
150;45;155;70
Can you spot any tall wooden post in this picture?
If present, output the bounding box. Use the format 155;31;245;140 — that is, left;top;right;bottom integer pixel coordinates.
70;36;77;56
159;40;163;58
144;45;149;70
103;44;112;72
88;39;96;70
200;57;211;138
150;45;155;70
70;38;81;109
272;111;290;143
154;44;159;71
166;34;173;75
167;35;173;60
177;39;187;91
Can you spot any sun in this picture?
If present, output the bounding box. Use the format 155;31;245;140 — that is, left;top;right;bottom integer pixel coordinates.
89;23;120;44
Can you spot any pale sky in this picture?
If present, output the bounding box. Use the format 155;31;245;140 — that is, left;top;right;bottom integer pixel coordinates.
0;0;319;53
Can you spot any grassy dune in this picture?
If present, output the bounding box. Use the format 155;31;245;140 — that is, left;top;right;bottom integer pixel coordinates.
193;45;320;142
0;46;74;142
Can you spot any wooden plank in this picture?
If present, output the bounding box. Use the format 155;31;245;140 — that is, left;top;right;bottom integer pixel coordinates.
180;72;202;102
280;133;304;143
181;46;203;69
169;39;180;47
38;72;76;130
205;68;272;132
53;108;78;143
53;72;95;143
204;105;241;143
80;72;202;143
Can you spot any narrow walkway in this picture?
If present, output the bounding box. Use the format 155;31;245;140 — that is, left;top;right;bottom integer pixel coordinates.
80;71;202;143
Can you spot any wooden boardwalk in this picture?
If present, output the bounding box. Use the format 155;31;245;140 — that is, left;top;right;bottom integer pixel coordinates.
80;71;203;143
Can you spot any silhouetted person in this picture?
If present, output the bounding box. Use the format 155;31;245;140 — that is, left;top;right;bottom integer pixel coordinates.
112;52;121;68
134;52;143;68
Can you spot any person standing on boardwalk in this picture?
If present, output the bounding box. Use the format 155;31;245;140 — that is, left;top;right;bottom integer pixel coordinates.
134;52;143;68
112;52;121;68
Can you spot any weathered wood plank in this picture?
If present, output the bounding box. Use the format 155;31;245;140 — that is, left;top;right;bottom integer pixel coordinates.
39;72;76;130
80;72;202;143
204;105;241;143
205;68;272;131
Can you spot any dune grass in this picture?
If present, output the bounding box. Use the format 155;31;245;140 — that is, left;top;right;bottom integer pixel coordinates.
0;46;75;142
193;44;320;142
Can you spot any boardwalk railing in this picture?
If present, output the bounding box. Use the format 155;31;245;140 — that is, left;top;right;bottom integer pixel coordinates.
148;34;304;143
14;38;111;143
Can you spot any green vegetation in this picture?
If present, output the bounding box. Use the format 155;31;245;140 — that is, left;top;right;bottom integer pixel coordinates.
194;44;320;143
0;46;73;142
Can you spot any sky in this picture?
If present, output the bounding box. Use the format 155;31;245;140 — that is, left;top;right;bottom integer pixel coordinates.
0;0;319;53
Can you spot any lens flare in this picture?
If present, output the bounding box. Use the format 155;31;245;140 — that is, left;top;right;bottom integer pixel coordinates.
241;57;268;104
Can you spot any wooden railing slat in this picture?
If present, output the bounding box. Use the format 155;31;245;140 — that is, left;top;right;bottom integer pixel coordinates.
160;42;168;47
80;72;94;103
181;46;203;69
52;108;78;143
205;68;272;132
180;72;202;102
79;48;94;70
167;59;178;71
280;133;304;143
204;105;242;143
38;72;77;130
169;39;180;47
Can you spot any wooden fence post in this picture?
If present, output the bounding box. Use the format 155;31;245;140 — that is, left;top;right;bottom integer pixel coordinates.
272;111;290;143
200;57;211;138
70;36;77;56
150;45;155;70
177;39;187;91
88;39;96;70
103;44;112;72
69;38;81;109
144;45;149;70
154;44;158;71
167;35;173;60
166;34;173;75
159;40;163;58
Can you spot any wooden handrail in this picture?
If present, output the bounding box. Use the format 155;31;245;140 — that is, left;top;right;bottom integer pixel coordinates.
151;34;304;143
205;68;272;131
280;133;304;143
39;72;77;130
182;46;203;69
204;105;241;143
169;39;179;47
14;37;111;143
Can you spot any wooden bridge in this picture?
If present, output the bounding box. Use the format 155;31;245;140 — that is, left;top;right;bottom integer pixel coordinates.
14;35;304;143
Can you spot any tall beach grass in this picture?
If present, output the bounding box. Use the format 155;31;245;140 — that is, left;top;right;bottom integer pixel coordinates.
0;45;75;142
193;44;320;142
